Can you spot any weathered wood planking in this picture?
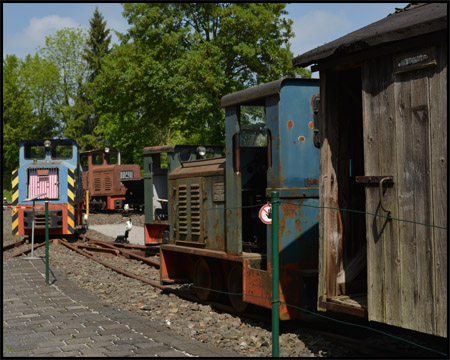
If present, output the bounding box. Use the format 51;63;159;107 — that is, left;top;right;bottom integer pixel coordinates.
411;68;434;335
378;57;401;327
395;67;418;333
323;72;342;299
429;40;447;338
362;58;384;323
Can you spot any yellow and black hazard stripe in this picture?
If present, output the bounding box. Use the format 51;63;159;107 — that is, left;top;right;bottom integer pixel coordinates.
67;169;75;234
11;169;19;235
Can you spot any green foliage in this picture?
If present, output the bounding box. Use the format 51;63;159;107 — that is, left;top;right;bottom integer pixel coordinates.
3;54;60;188
21;54;61;136
62;8;112;151
3;4;311;174
84;7;112;82
38;27;89;136
95;3;305;156
3;189;12;202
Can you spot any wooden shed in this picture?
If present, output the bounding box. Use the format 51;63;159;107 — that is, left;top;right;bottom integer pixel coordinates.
293;3;447;337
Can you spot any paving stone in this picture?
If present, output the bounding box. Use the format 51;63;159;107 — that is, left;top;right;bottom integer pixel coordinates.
36;340;64;348
85;340;115;348
80;348;109;356
59;343;90;352
64;337;93;345
2;350;34;357
105;343;136;352
3;254;239;358
31;347;62;355
57;350;83;357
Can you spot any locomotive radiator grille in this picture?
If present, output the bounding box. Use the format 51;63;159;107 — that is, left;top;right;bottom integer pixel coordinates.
94;178;101;191
93;171;113;193
175;182;204;244
104;176;112;191
190;185;201;237
178;185;188;236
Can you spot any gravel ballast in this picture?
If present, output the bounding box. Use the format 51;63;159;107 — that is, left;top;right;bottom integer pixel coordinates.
6;210;437;357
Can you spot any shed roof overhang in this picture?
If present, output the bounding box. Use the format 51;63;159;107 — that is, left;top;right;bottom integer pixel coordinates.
293;3;447;69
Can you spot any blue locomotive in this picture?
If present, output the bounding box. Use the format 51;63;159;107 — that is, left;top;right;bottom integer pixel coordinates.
160;78;320;319
11;139;84;236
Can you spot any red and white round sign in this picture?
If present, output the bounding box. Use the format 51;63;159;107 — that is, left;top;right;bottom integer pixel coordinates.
258;204;272;224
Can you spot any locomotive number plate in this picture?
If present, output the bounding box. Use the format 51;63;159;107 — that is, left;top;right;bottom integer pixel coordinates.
213;182;225;202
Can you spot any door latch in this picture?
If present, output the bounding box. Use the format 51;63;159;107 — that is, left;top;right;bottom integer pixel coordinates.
355;176;394;217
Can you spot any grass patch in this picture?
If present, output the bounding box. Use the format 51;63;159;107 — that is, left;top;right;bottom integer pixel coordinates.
3;189;12;202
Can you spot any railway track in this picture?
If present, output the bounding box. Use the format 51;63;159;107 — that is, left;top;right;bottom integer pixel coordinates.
56;235;270;322
3;238;53;260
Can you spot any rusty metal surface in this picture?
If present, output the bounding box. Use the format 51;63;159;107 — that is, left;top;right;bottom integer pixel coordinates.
160;244;243;262
355;176;394;184
82;236;160;267
168;158;225;180
77;244;120;257
305;178;319;186
81;149;141;211
3;239;27;252
143;145;224;233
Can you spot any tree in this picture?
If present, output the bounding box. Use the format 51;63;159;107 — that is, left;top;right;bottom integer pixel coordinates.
84;7;112;82
95;3;306;158
3;54;60;188
65;8;112;151
38;27;89;137
21;54;60;137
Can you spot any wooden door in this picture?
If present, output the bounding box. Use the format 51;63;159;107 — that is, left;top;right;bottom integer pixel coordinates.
362;44;447;337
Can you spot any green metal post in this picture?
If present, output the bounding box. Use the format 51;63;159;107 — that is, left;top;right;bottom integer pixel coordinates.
45;198;49;285
271;191;279;357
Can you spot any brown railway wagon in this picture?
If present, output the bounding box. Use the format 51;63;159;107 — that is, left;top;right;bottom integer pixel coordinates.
294;3;447;337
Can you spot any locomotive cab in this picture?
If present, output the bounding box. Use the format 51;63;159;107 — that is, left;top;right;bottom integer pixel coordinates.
143;145;224;245
11;139;84;236
80;149;141;210
160;78;320;319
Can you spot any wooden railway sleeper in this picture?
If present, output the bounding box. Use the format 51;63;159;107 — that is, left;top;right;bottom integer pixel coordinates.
59;238;165;290
84;237;160;268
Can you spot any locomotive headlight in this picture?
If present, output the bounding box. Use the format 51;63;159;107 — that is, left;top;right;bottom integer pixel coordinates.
44;140;51;148
196;146;206;157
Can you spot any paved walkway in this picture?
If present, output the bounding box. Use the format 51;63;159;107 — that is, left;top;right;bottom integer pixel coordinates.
3;257;239;357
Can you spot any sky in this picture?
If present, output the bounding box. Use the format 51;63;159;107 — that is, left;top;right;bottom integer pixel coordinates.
3;2;409;76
